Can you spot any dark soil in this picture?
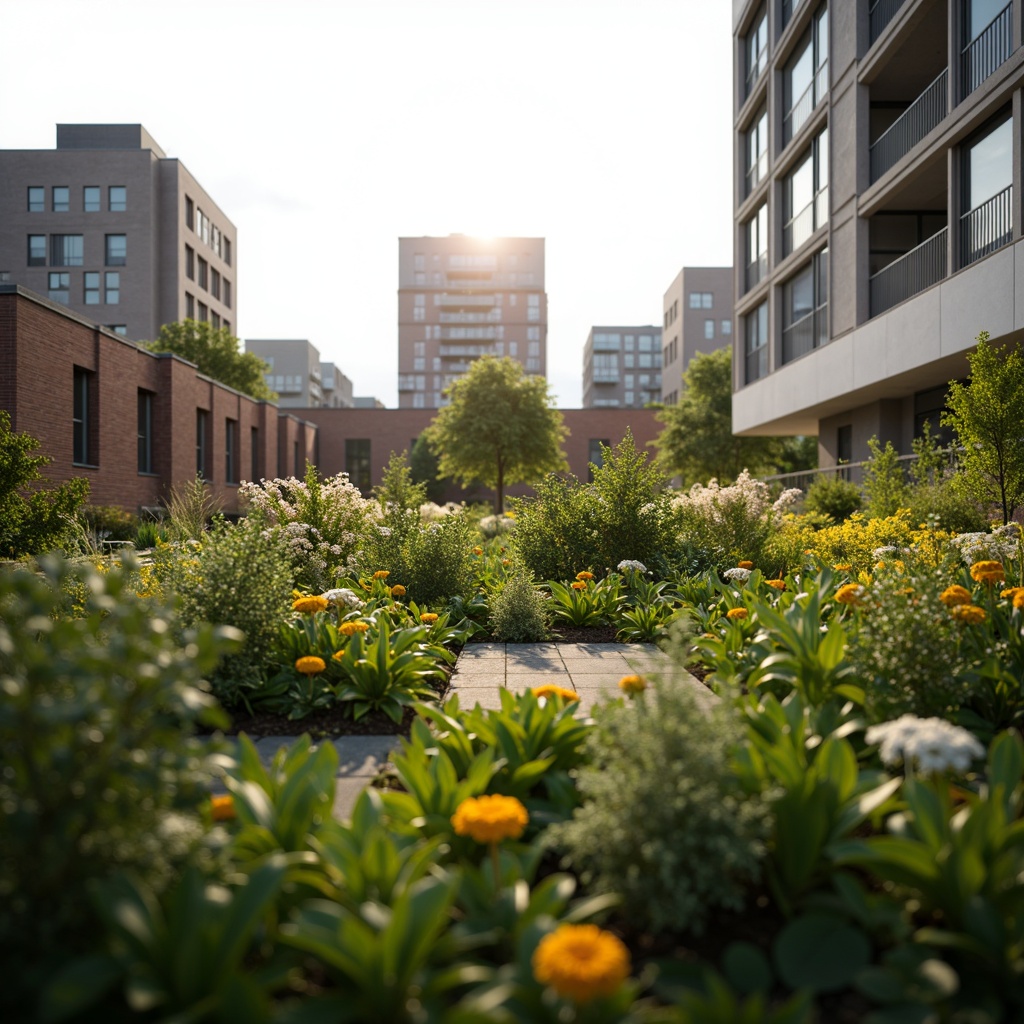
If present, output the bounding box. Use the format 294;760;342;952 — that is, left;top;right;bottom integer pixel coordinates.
219;702;424;739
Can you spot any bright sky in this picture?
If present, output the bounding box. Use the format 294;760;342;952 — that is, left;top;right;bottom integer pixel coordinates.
1;0;734;408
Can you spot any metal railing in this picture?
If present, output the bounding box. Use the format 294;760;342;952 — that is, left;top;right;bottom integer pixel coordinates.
960;3;1013;99
782;311;816;363
760;452;922;492
784;202;814;254
745;344;768;385
784;80;816;142
869;69;947;182
960;185;1013;267
745;253;767;291
869;227;947;316
869;0;906;45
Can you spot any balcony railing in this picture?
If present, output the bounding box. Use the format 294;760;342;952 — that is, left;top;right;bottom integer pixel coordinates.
960;3;1013;99
745;253;767;291
869;69;947;182
745;344;768;385
437;294;496;307
593;370;620;384
782;312;816;363
960;185;1013;267
869;0;906;45
784;80;816;142
869;227;947;316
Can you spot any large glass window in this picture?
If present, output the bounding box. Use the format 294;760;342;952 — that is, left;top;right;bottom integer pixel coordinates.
52;187;70;212
782;249;829;364
73;367;92;465
109;186;127;212
84;186;101;212
105;234;127;266
84;272;101;305
105;272;120;304
138;390;153;474
185;245;195;280
48;272;70;304
745;108;769;195
960;115;1013;266
961;0;1012;97
784;5;828;143
745;203;769;290
27;235;46;266
50;234;84;267
784;128;828;254
745;302;769;383
745;6;768;98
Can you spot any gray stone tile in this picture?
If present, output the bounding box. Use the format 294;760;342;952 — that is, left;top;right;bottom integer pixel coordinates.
334;777;373;820
452;662;504;680
457;643;506;660
449;686;507;711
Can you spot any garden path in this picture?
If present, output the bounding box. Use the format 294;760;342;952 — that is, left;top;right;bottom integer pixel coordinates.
248;643;715;819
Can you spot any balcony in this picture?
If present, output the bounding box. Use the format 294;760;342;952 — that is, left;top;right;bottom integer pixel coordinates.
592;370;620;384
438;344;496;358
869;227;947;316
869;0;906;45
437;294;496;308
869;69;947;182
960;3;1013;100
960;185;1013;268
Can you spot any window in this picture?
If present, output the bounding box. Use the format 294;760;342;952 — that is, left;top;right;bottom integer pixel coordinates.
84;186;101;212
138;390;154;474
27;235;46;266
961;0;1013;97
223;279;232;309
413;294;426;321
185;245;195;280
196;410;210;479
223;238;232;266
211;311;221;329
960;114;1013;266
196;208;210;245
52;187;70;212
745;108;769;195
722;319;733;336
107;325;127;336
837;424;853;465
704;319;716;340
225;419;238;483
50;235;84;267
346;439;371;493
689;291;714;308
105;234;126;266
251;426;261;483
197;301;208;323
73;367;93;465
211;268;220;299
48;272;70;303
784;5;828;143
84;272;101;305
587;439;610;482
105;272;120;304
109;186;126;212
745;301;769;383
223;319;231;334
745;203;769;290
745;6;768;97
186;292;195;319
197;257;208;289
527;293;540;321
28;187;44;212
782;249;829;364
185;196;194;230
784;129;828;254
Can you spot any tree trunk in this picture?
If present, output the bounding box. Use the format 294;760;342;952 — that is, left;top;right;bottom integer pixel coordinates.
495;455;504;515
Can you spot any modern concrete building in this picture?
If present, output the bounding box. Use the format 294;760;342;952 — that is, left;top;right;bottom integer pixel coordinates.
660;267;734;406
731;0;1024;466
582;326;663;408
397;235;547;408
246;340;356;409
320;362;354;409
0;124;236;344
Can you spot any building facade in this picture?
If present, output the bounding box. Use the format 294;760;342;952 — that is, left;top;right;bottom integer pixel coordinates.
731;0;1024;465
397;235;547;408
581;326;663;408
0;124;236;344
660;267;734;406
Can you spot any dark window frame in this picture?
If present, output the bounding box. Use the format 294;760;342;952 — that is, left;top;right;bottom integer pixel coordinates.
105;234;127;266
73;366;95;466
138;390;154;474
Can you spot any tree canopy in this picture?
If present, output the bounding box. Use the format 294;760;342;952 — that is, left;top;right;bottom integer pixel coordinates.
655;347;811;486
423;356;568;512
941;332;1024;524
143;320;275;401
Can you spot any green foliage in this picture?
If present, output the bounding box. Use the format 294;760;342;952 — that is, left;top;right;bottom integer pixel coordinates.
862;436;910;519
546;578;607;627
364;450;427;584
803;474;862;522
423;356;568;512
410;433;446;504
143;319;275;400
0;409;90;558
404;505;475;604
548;680;769;937
0;556;233;1013
655;348;790;486
166;472;222;541
81;504;140;543
489;569;550;642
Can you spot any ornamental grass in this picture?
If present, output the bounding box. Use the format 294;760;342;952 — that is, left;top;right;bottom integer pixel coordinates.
532;923;631;1004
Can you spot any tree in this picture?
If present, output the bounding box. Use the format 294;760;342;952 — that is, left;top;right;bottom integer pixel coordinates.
423;356;568;512
143;320;275;400
655;347;805;486
410;435;446;504
941;332;1024;524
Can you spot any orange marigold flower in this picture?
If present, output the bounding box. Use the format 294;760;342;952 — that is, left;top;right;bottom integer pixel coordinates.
340;621;370;636
951;603;986;624
765;579;786;590
292;595;328;614
970;560;1005;584
420;612;439;624
390;584;407;597
210;794;236;821
1015;591;1024;611
502;558;511;566
835;583;866;605
532;684;579;702
939;585;972;607
451;794;529;844
532;924;631;1004
571;581;587;590
833;564;852;572
618;674;647;695
726;607;748;621
1000;586;1024;600
737;560;754;570
295;656;326;675
472;546;483;555
576;571;595;580
372;570;390;580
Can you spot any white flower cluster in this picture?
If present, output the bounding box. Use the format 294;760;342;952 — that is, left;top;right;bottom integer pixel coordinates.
478;513;516;538
673;470;796;528
617;559;648;573
723;567;752;583
323;588;364;610
420;501;463;522
951;528;1020;566
866;715;985;774
871;545;911;560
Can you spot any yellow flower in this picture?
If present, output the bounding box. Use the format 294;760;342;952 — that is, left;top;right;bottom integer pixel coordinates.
472;546;483;555
390;584;407;597
951;604;986;624
970;560;1005;585
737;560;754;570
833;564;852;572
1015;591;1024;611
373;570;390;580
420;612;439;624
295;656;326;675
340;621;370;636
897;586;915;597
765;579;786;590
939;585;972;607
532;924;631;1004
618;674;646;695
210;794;236;821
292;595;328;614
532;684;579;702
451;794;529;844
1000;586;1024;600
571;581;587;590
576;571;595;580
502;558;511;566
835;583;866;605
726;607;748;621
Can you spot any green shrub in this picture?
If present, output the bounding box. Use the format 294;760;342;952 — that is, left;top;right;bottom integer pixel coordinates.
803;474;862;522
906;479;989;534
548;679;769;936
489;569;550;642
81;503;140;543
361;451;427;585
0;556;234;1013
862;436;910;519
166;473;222;541
405;506;474;604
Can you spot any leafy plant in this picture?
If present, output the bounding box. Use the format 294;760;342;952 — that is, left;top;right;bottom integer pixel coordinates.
489;569;550;642
803;473;862;522
403;504;475;604
166;473;222;541
546;578;607;627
